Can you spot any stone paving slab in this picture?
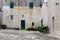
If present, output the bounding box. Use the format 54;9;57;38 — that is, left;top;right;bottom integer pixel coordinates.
0;29;59;40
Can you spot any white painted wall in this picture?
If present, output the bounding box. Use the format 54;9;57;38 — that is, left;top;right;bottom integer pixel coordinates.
40;0;48;26
48;0;60;37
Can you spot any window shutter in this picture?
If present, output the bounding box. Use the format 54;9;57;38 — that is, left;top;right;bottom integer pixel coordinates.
29;2;33;9
10;3;14;8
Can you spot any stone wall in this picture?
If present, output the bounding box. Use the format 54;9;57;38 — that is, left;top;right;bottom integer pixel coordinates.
2;6;41;29
2;0;42;29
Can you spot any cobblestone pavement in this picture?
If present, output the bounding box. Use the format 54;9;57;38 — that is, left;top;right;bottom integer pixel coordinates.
0;29;59;40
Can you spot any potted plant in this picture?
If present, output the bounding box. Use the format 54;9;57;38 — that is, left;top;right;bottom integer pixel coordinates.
43;26;49;33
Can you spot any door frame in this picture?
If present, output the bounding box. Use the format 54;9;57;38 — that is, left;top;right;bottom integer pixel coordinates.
21;20;25;30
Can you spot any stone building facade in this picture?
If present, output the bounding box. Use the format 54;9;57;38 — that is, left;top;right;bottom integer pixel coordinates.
48;0;60;37
2;0;43;29
1;0;60;38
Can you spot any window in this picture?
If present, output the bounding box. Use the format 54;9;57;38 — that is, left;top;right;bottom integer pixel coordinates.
32;22;34;26
29;2;34;9
10;3;14;8
10;15;13;20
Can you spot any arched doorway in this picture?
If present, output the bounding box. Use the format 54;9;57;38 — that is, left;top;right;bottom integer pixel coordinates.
52;17;55;32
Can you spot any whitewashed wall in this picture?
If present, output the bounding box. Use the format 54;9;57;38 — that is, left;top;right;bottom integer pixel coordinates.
48;0;60;37
55;0;60;36
48;0;57;33
40;0;48;26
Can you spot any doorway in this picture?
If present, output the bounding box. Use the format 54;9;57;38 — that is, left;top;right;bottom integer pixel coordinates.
21;20;25;30
52;17;55;32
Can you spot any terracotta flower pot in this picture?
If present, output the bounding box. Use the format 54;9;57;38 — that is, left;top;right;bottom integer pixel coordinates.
43;29;47;33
